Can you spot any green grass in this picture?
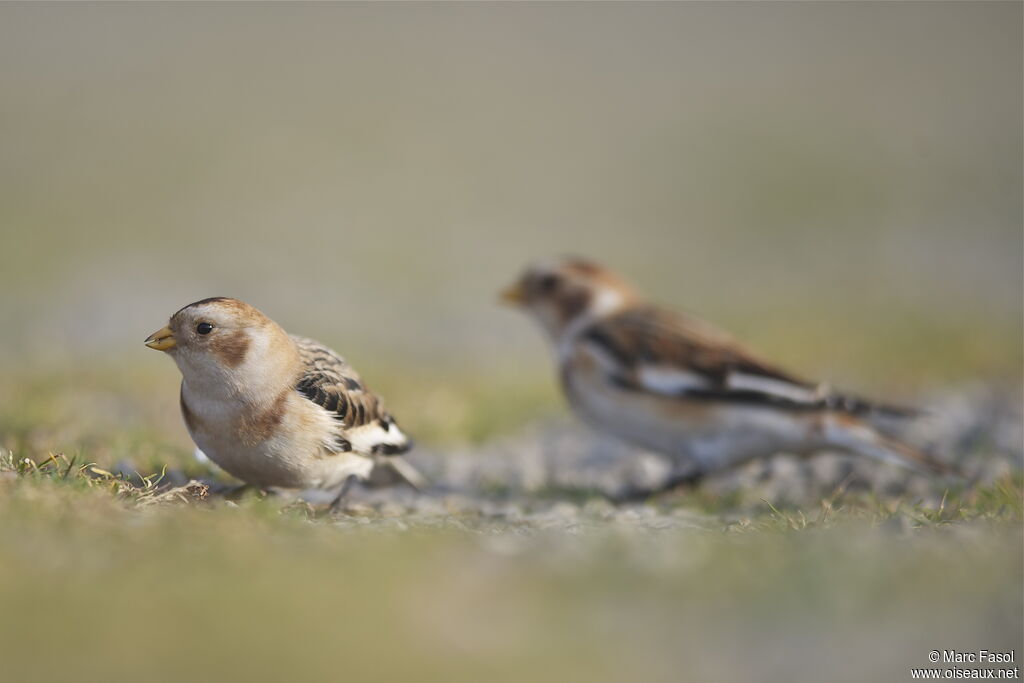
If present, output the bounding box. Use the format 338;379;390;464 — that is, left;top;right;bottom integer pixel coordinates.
0;451;1020;683
1;361;1020;683
2;335;1017;683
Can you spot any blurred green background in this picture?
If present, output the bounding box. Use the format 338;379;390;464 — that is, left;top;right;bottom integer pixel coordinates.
2;1;1021;391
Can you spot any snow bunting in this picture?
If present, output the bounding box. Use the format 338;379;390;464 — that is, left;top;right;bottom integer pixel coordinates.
502;257;951;495
145;297;425;506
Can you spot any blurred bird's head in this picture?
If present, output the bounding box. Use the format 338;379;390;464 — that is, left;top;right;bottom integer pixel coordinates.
501;257;639;339
145;297;298;394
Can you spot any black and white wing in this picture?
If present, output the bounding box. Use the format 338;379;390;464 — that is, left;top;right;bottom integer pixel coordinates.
291;335;412;456
577;307;914;417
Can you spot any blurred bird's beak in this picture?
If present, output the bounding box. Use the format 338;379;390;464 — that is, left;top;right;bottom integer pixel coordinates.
145;326;176;351
500;283;525;306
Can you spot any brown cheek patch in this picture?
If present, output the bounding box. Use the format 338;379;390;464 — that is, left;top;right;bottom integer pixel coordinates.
210;331;251;368
559;289;591;324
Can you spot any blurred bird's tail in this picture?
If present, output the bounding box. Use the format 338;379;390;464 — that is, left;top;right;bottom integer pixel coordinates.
824;413;957;476
384;457;430;492
825;392;922;420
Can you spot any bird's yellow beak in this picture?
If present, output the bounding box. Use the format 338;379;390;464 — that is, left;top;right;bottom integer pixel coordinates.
500;282;526;306
144;325;176;351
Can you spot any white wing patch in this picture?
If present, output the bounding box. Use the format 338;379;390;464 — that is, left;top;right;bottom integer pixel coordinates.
636;365;711;395
725;372;821;403
577;335;821;405
345;420;410;455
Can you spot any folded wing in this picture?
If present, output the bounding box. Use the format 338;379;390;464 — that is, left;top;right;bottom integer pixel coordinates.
579;307;913;417
291;335;411;455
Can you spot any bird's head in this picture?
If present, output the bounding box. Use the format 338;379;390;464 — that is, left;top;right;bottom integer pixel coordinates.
145;297;297;394
501;257;639;339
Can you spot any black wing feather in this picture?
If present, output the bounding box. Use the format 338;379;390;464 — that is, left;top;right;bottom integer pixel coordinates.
582;308;916;417
291;336;402;432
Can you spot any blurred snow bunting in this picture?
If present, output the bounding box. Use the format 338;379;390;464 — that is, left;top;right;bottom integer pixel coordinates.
145;297;425;507
502;257;952;495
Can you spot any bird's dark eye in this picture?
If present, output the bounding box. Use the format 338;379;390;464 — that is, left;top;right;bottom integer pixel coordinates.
537;274;561;293
196;322;214;335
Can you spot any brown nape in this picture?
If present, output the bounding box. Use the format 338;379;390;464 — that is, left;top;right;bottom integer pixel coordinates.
209;330;251;368
240;390;289;446
560;257;605;276
561;258;640;302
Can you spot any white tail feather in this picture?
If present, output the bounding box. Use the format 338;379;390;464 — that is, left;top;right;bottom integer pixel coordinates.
824;416;952;475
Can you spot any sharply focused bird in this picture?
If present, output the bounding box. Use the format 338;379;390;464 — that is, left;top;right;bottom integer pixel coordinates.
502;257;950;496
145;297;425;507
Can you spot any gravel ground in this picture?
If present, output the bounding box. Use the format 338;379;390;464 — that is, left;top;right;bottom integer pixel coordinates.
319;385;1022;528
145;386;1021;529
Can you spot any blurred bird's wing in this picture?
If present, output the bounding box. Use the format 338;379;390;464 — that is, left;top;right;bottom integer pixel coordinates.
291;335;412;456
577;307;914;417
578;306;816;399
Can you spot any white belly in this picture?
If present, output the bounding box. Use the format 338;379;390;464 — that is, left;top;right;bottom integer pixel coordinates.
182;386;373;490
189;426;373;490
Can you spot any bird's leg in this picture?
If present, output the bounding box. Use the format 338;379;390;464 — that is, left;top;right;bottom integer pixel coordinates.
328;475;359;513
